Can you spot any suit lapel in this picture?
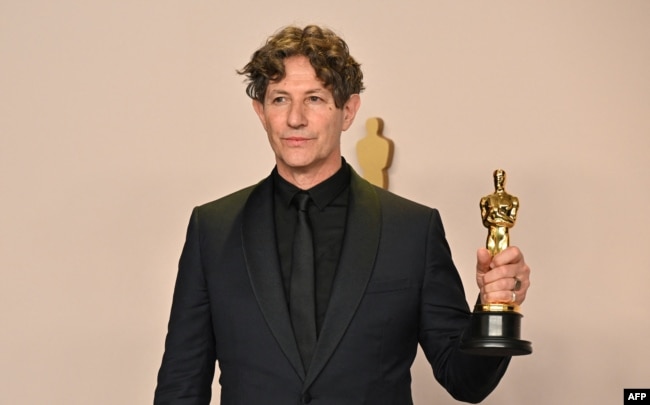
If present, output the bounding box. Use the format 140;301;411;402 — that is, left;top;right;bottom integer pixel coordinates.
242;176;306;380
303;170;381;390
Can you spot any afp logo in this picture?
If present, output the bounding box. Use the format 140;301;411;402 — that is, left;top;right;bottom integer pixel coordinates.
625;389;650;403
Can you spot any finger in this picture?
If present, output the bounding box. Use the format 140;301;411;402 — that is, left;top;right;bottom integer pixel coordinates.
482;276;521;294
490;246;523;268
483;289;525;305
482;275;529;305
483;256;530;283
481;263;519;284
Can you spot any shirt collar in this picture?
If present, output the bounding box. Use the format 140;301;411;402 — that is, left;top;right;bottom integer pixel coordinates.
273;158;351;211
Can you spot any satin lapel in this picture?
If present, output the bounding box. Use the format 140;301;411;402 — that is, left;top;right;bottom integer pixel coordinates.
303;171;381;390
242;176;305;380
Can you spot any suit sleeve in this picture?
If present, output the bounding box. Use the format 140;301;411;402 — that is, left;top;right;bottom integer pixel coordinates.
154;207;216;405
418;209;510;404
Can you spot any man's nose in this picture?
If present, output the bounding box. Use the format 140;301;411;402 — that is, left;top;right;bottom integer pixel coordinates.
287;102;307;128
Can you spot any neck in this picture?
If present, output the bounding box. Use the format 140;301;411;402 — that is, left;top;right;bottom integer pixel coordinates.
277;159;343;190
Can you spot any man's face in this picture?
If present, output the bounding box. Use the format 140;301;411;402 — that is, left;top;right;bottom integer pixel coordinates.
253;55;360;184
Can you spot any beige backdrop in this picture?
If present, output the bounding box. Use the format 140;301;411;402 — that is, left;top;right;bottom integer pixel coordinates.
2;1;649;404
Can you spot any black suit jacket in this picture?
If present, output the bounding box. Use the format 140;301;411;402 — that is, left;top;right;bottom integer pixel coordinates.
155;168;509;404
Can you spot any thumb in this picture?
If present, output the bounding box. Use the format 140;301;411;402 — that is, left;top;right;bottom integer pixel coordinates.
476;248;492;275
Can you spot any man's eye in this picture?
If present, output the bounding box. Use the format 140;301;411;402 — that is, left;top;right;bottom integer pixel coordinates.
271;97;287;104
307;96;323;103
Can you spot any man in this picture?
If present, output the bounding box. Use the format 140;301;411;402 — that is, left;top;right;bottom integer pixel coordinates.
155;25;531;404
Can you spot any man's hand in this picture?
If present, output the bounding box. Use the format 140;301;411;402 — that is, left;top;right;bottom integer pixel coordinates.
476;246;530;305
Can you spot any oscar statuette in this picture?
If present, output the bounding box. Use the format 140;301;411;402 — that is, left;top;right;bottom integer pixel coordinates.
460;169;532;356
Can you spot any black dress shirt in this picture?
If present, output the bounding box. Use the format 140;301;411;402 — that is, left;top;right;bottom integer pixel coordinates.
273;160;350;335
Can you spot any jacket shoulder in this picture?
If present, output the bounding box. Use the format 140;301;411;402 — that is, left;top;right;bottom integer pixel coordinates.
196;184;257;216
374;185;439;217
349;167;433;210
187;179;268;234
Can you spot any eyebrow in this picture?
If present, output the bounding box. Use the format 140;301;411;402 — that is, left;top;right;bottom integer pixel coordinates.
267;88;327;96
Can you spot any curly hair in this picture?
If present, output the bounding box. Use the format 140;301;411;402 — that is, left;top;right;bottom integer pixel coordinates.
238;25;365;109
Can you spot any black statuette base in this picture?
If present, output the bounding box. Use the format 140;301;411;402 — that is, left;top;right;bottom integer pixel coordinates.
460;310;532;356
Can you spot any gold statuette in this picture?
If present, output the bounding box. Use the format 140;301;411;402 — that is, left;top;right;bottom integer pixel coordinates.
460;169;532;356
480;169;518;257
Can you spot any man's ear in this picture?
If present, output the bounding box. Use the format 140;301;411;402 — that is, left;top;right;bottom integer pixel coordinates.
341;94;361;131
252;99;268;131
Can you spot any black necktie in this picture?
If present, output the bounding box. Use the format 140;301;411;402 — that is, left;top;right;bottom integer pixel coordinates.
290;192;317;371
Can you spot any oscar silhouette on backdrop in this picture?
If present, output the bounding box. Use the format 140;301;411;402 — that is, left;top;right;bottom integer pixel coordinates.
356;117;393;189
